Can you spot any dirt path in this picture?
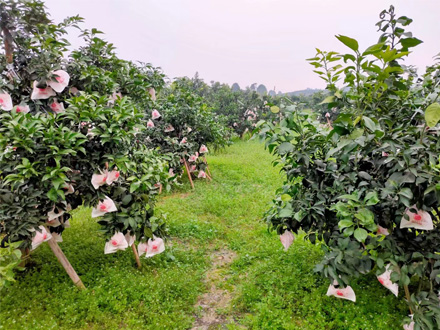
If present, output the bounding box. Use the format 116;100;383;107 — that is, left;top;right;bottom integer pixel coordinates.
191;248;237;330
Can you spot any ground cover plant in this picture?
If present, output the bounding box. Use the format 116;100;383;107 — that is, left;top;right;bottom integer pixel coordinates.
258;6;440;330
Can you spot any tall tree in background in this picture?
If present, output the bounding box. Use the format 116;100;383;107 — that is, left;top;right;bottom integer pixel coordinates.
231;82;240;91
256;84;267;95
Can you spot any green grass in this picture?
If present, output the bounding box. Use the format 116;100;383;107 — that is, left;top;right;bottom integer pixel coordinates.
0;140;406;329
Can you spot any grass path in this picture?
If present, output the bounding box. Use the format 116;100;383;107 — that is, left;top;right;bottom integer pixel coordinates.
0;140;405;329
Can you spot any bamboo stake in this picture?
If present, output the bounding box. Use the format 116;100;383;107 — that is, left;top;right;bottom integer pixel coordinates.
183;159;195;189
131;244;142;268
404;285;413;314
46;236;86;290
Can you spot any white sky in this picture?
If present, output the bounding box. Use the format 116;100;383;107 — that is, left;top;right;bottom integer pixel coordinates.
44;0;440;92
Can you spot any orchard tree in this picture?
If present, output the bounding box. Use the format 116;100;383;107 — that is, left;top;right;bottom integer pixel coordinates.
258;6;440;330
0;0;171;287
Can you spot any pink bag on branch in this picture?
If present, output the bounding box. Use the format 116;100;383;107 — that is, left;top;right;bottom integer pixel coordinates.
104;232;129;254
31;226;52;251
148;87;156;101
403;316;414;330
0;91;13;111
377;264;399;297
400;206;433;230
164;124;174;132
91;169;120;189
31;81;56;100
137;236;165;258
124;233;136;247
63;183;75;195
199;145;208;154
279;230;295;251
91;196;118;218
47;202;69;224
326;282;356;302
15;104;30;113
188;153;198;162
49;99;65;114
151;109;161;120
106;170;120;185
48;70;70;93
376;225;390;236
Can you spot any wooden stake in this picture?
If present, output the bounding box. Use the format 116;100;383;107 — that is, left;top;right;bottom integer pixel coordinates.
203;156;212;178
19;248;30;268
326;117;333;130
131;244;142;268
46;236;85;290
205;172;212;181
159;183;163;195
183;159;195;189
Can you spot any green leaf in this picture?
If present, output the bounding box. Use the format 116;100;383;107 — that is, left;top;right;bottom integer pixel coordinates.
362;42;384;55
335;35;359;52
425;103;440;127
338;194;359;202
398;188;413;199
278;207;292;218
332;202;351;217
319;96;335;105
281;194;291;202
121;194;133;205
400;37;423;49
129;181;141;193
355;208;375;225
47;187;59;202
376;258;384;269
338;220;354;230
362;116;376;132
349;128;364;139
365;191;379;205
354;228;368;242
278;142;294;154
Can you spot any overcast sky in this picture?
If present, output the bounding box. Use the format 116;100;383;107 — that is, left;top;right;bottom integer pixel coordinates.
44;0;440;92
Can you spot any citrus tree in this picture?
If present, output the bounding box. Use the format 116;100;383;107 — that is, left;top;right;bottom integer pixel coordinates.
258;7;440;329
0;0;171;287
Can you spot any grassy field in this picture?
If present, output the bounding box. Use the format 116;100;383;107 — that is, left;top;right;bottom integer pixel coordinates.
0;140;406;329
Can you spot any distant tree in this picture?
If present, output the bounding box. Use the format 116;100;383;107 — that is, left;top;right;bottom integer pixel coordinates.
257;84;267;95
268;90;276;96
231;83;240;92
250;83;257;91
